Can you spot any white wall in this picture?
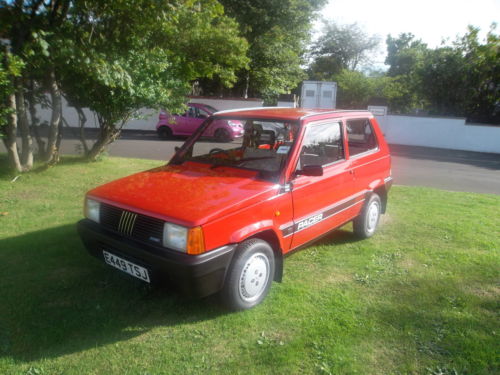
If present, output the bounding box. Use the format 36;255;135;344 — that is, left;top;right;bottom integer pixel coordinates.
189;96;263;111
375;114;500;154
35;97;500;154
35;96;265;132
277;101;296;108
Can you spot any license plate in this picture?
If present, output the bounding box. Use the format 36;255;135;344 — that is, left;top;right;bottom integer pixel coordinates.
103;250;150;283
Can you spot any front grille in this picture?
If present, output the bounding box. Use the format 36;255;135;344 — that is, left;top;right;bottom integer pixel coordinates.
100;203;164;244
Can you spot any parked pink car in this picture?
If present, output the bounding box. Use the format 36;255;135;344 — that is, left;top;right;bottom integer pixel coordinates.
156;103;244;142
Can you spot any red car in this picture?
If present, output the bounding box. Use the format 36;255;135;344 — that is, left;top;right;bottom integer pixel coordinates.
156;102;244;141
78;108;392;310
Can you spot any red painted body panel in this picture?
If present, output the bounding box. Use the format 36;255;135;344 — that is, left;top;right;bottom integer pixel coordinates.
88;162;277;228
86;108;391;256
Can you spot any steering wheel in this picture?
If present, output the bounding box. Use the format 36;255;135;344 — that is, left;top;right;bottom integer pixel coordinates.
209;148;226;155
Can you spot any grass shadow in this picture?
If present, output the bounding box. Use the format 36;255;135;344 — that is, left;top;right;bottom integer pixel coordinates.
313;227;363;247
0;154;92;180
0;224;227;363
0;154;15;179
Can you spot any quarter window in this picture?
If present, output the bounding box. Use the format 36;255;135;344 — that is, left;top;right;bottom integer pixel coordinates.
346;118;378;156
298;122;344;169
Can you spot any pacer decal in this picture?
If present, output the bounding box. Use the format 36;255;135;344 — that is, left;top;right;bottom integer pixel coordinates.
296;213;323;231
281;193;366;238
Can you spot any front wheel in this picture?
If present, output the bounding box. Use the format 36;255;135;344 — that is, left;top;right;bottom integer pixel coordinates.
157;126;172;140
353;193;381;238
220;239;275;310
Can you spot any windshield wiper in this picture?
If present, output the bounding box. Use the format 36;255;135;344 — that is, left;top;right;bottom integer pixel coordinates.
235;156;275;165
210;161;229;169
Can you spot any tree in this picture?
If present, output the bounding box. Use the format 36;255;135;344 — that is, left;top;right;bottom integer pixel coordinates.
383;33;428;113
61;0;248;160
0;0;250;168
385;33;427;77
333;69;373;108
0;45;24;172
418;46;467;116
457;25;500;123
210;0;326;102
309;21;379;79
385;26;500;122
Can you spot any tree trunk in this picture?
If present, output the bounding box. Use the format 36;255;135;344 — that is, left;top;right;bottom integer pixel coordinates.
45;69;62;164
53;114;64;163
75;105;89;154
3;92;23;172
15;78;33;170
27;81;45;156
85;121;121;161
244;72;250;99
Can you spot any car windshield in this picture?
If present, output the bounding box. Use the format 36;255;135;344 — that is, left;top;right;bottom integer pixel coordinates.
203;104;218;113
172;118;300;180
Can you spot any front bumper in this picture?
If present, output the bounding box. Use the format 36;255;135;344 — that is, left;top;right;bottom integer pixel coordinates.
77;219;236;297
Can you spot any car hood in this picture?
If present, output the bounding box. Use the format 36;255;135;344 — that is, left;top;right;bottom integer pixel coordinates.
88;162;278;226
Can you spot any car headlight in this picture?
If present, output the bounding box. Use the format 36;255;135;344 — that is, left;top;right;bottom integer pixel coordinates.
163;223;188;252
162;223;205;255
228;121;241;128
85;198;100;223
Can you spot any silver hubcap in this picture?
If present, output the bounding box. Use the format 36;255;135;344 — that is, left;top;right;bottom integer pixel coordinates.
239;253;270;303
366;201;380;232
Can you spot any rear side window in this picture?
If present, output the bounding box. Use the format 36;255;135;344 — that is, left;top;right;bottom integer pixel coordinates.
347;118;378;156
298;122;344;168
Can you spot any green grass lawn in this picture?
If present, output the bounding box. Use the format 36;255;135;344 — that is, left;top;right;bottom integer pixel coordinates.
0;155;498;375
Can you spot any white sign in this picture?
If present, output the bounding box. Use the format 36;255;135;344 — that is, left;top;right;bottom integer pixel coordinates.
368;106;388;116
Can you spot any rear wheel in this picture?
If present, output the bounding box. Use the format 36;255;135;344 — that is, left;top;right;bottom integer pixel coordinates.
157;126;172;140
220;239;275;310
214;128;232;142
353;193;381;238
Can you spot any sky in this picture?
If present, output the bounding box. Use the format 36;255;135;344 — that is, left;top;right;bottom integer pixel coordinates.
316;0;500;67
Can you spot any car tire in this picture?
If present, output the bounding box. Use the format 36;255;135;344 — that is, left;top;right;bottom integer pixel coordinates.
157;126;172;140
220;239;275;311
353;193;381;239
214;128;232;142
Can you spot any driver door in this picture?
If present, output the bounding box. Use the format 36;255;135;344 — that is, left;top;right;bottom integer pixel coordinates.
289;120;358;250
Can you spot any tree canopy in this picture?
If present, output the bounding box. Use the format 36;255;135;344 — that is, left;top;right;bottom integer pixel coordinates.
309;21;499;123
0;0;249;168
203;0;326;101
309;21;380;80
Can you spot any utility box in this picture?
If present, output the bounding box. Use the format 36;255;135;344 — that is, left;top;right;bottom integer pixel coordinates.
300;81;337;109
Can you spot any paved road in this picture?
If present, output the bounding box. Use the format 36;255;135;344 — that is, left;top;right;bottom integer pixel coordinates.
388;145;500;195
5;132;500;194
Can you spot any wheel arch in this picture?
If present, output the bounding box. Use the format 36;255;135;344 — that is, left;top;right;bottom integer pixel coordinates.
241;229;284;283
373;184;388;214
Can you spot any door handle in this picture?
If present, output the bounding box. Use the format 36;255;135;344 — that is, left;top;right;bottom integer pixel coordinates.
349;169;355;175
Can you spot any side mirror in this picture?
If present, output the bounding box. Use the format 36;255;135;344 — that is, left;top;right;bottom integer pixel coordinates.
296;165;323;177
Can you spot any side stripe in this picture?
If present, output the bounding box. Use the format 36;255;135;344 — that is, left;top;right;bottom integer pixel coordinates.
281;193;365;238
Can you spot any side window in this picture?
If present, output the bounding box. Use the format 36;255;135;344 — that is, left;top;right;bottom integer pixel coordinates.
187;106;197;118
198;108;210;118
298;122;344;169
347;118;378;156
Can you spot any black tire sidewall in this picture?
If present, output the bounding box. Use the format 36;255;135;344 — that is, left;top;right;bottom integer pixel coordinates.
221;239;275;310
158;126;172;139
